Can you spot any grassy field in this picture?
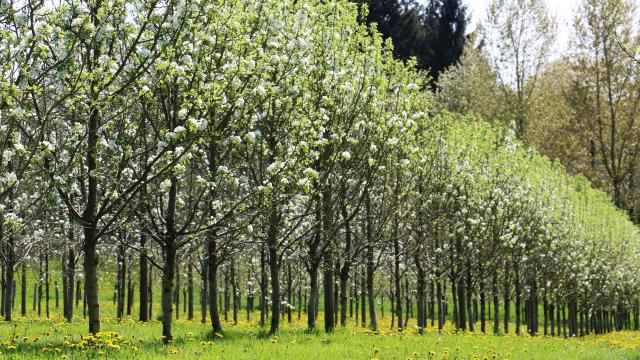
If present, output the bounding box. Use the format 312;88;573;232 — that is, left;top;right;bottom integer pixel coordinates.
1;265;639;359
0;314;639;359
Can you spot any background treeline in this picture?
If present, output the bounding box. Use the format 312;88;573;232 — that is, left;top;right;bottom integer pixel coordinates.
0;0;639;345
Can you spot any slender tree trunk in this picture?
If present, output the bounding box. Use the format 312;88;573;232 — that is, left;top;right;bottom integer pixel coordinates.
466;261;474;332
117;243;125;320
503;266;510;334
149;269;153;319
127;270;133;317
266;206;281;335
339;197;351;327
161;176;179;344
175;264;180;321
259;246;266;328
360;270;366;327
493;274;499;334
207;228;223;334
307;261;320;331
394;239;402;331
2;230;15;321
416;263;426;333
83;227;100;333
188;262;194;320
45;250;49;318
268;238;280;335
139;233;149;322
21;262;26;317
480;275;486;333
322;189;335;333
437;276;444;331
201;257;208;324
161;243;176;344
515;262;521;335
365;193;376;331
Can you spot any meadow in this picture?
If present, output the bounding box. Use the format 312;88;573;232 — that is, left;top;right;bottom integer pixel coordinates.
1;311;639;359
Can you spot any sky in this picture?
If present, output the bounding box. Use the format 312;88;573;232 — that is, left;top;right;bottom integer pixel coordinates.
463;0;582;51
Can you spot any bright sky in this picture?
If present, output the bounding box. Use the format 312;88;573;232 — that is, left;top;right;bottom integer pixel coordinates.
463;0;581;50
416;0;639;52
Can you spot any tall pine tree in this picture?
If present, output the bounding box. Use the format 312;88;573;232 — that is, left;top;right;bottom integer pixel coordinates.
354;0;467;88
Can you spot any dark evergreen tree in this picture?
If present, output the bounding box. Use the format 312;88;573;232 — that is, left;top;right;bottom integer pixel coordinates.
421;0;467;86
354;0;467;88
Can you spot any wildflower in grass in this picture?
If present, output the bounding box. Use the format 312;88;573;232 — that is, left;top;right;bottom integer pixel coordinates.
170;349;179;354
41;347;49;353
98;350;105;355
215;332;224;338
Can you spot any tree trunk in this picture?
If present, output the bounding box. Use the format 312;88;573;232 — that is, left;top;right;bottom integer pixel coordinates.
322;189;335;333
515;262;521;335
83;227;100;333
394;239;402;331
416;263;426;333
259;245;267;327
200;256;208;324
268;237;280;335
365;193;376;331
207;228;223;334
339;196;351;327
139;233;149;322
160;175;179;344
117;243;126;320
188;262;194;320
360;270;366;327
366;245;377;331
2;226;15;321
45;250;50;318
437;276;444;331
503;265;510;334
161;244;176;344
21;263;26;317
307;260;320;331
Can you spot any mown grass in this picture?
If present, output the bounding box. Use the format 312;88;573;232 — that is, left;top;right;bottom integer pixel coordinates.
0;314;639;359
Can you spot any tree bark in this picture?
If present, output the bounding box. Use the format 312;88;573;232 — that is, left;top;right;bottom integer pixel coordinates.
139;233;149;322
207;228;223;334
188;262;194;320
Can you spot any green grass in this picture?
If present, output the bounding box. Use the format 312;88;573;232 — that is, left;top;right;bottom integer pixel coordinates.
1;315;639;359
2;263;639;359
